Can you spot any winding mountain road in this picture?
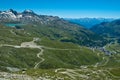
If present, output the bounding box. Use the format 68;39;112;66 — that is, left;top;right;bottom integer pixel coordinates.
0;38;44;69
0;38;81;69
34;47;44;69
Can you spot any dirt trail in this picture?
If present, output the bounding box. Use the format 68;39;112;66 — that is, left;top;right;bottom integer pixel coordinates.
1;38;110;70
0;38;44;69
18;38;45;69
0;37;82;69
34;47;44;69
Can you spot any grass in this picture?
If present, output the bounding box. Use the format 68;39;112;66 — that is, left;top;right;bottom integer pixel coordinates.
0;24;119;79
0;25;33;45
39;48;102;69
109;68;120;77
105;42;120;68
37;37;80;49
0;46;40;71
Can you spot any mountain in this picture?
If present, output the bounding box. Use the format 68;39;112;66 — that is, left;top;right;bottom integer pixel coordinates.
65;18;115;28
90;19;120;41
0;9;58;23
0;16;104;80
0;9;120;80
0;9;107;47
0;21;119;80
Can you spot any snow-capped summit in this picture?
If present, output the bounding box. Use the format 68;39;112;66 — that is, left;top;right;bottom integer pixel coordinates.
0;9;17;19
0;9;61;24
8;9;18;15
23;10;34;13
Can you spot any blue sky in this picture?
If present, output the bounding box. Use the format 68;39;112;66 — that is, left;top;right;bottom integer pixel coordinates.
0;0;120;18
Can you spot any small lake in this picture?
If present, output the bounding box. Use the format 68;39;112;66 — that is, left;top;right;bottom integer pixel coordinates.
5;23;24;27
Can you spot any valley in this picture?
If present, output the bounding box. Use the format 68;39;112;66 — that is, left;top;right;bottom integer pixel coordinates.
65;18;114;28
0;37;119;80
0;9;119;80
0;31;119;80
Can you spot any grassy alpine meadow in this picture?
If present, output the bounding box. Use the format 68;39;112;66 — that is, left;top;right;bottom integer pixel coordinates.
0;9;120;79
0;46;40;71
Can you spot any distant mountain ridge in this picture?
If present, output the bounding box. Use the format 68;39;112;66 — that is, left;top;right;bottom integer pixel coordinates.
65;18;115;28
90;19;120;39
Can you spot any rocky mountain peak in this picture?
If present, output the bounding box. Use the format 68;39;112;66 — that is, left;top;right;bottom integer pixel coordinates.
23;10;34;14
0;9;61;23
8;9;18;15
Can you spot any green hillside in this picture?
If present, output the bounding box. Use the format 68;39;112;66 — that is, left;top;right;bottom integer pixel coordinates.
19;23;108;47
0;25;103;70
0;20;119;80
90;19;120;39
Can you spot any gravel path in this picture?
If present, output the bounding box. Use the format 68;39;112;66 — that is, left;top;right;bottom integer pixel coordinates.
0;38;44;69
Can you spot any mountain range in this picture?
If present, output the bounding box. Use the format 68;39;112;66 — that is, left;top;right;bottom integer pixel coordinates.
0;9;107;47
65;18;115;28
0;9;60;24
0;9;120;80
